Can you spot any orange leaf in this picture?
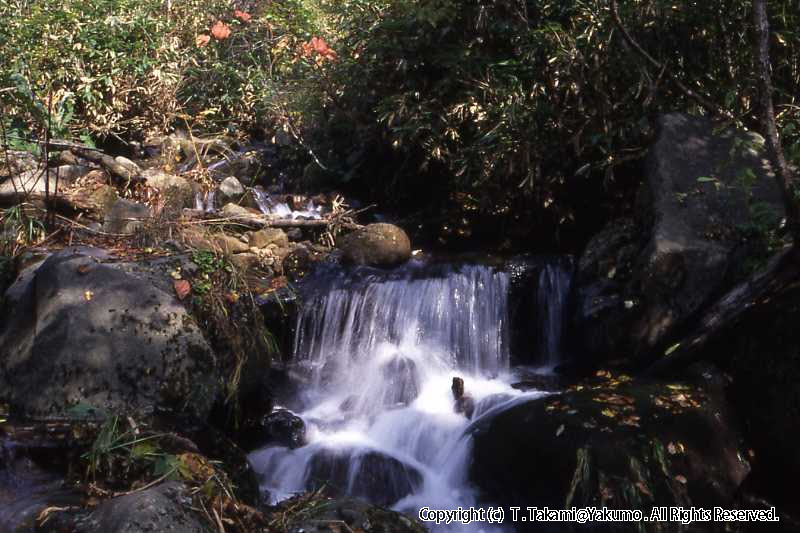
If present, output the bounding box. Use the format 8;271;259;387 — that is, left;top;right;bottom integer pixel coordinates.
174;279;191;300
77;264;91;275
211;21;231;41
196;34;211;47
234;9;251;22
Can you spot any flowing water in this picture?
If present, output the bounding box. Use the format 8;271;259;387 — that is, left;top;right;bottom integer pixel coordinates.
248;259;572;531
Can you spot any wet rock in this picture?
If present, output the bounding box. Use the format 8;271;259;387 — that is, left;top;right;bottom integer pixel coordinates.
470;377;750;520
451;376;475;419
380;356;420;406
77;482;207;533
306;448;423;506
261;409;306;449
338;223;411;267
0;247;220;420
282;497;425;533
247;228;289;249
103;198;152;235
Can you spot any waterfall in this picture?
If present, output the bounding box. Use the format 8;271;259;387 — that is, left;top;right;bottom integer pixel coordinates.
249;259;570;531
536;261;572;367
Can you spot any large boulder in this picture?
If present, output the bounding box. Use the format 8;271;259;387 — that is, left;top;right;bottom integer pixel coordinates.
470;373;750;529
77;482;207;533
573;113;784;363
0;247;220;420
338;223;411;267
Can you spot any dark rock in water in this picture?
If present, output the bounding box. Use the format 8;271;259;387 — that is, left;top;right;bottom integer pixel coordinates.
451;376;475;418
77;482;207;533
261;409;307;449
306;448;422;506
282;496;425;533
337;223;411;267
380;356;420;406
0;445;84;532
572;113;784;364
0;247;220;420
470;377;750;524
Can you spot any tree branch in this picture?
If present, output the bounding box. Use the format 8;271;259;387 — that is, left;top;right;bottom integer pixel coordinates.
753;0;800;242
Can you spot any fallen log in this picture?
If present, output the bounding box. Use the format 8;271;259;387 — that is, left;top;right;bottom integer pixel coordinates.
69;147;143;187
644;246;800;376
194;212;363;231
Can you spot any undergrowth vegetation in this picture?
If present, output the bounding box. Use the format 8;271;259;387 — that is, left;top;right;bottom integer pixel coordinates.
2;0;800;239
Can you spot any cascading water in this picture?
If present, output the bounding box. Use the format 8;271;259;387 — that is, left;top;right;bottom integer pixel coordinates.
249;259;572;531
536;262;572;367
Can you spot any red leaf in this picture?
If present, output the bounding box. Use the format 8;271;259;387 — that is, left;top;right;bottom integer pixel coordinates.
196;34;211;47
234;9;251;22
211;21;231;41
174;279;191;300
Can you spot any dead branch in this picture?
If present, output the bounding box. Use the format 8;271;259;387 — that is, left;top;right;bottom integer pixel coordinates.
69;147;144;187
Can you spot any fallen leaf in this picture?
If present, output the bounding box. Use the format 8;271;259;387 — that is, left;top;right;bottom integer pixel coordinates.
600;408;617;418
77;264;91;275
555;424;565;437
674;475;688;484
84;290;94;301
596;370;611;379
211;21;231;40
174;279;191;301
196;34;211;47
233;9;251;22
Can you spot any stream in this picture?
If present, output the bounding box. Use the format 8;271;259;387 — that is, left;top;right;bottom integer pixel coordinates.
248;258;572;531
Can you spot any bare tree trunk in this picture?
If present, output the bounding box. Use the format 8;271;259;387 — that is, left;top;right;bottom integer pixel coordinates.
753;0;800;242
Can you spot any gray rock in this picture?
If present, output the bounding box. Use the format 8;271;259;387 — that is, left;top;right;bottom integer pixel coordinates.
632;113;783;354
142;169;197;208
0;166;84;203
246;228;289;249
103;198;152;235
220;203;263;224
218;176;245;202
114;156;142;175
77;482;208;533
0;247;220;419
338;223;411;267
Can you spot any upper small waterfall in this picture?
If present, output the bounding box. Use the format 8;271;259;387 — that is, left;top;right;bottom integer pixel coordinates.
294;263;511;383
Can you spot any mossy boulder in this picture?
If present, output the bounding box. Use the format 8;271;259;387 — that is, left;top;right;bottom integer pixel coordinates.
0;247;220;420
